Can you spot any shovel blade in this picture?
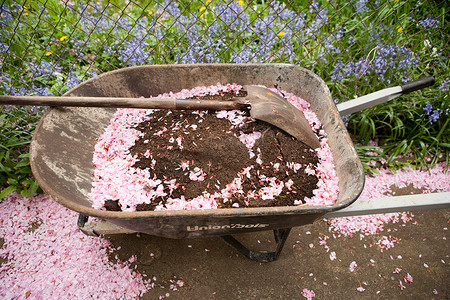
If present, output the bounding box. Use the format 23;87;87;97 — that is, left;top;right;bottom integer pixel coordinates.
244;85;321;149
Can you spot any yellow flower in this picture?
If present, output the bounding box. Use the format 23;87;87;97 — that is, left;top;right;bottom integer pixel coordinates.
278;31;285;37
199;6;206;12
206;0;212;4
397;26;402;32
239;0;244;6
60;36;67;41
200;13;205;18
148;10;153;16
45;51;53;56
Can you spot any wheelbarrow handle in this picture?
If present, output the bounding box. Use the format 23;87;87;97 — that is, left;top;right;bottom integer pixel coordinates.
400;76;435;94
336;76;435;116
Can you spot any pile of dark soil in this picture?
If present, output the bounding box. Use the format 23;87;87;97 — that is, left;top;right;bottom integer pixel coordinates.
104;91;319;212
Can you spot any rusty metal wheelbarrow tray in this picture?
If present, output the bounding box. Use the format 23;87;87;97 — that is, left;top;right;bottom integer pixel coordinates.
29;64;365;240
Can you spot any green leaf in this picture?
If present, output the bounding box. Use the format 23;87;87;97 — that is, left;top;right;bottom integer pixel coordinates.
28;181;40;195
14;159;30;168
0;186;16;199
20;188;30;198
6;140;31;147
7;177;19;185
20;179;35;185
15;167;32;174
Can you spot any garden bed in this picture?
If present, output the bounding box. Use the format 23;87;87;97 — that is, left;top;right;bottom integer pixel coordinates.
90;84;339;212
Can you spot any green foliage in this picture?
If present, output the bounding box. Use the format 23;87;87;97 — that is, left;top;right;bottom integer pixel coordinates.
0;107;44;198
348;77;449;171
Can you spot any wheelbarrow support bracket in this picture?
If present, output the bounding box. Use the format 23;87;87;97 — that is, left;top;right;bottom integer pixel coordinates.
221;228;292;262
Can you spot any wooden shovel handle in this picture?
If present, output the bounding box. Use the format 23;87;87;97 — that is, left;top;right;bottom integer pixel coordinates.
0;95;248;110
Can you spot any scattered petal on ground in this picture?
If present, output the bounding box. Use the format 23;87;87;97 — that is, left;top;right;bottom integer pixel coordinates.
0;194;149;299
326;162;449;238
301;288;316;299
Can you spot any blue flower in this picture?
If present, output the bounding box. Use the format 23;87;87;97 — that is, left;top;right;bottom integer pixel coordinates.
422;102;442;124
330;38;420;84
418;16;439;29
439;79;449;93
423;103;433;114
355;0;370;15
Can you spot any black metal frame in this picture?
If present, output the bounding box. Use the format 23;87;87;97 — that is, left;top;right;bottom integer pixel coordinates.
221;228;292;262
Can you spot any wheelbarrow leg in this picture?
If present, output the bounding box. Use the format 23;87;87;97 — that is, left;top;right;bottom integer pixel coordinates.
221;228;292;262
77;213;137;236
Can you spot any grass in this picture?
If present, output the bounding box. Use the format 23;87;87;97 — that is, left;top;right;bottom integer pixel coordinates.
0;106;44;198
0;0;448;197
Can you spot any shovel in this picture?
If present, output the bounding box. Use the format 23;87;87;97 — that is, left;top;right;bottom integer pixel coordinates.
0;85;321;149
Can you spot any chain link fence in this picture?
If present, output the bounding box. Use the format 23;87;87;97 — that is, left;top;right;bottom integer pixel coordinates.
2;1;448;93
0;0;448;195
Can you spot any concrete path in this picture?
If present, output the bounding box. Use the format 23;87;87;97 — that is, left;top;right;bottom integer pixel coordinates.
107;205;449;299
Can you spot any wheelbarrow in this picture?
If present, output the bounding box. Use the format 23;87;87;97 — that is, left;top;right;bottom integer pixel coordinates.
28;64;448;262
